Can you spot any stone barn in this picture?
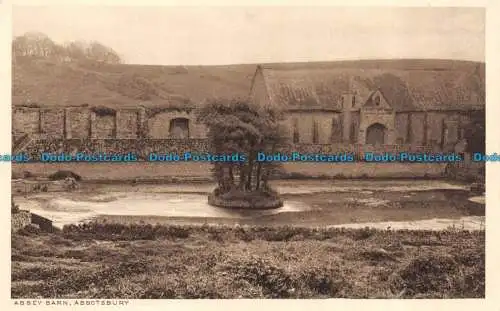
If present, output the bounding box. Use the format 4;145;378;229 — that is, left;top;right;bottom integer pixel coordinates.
12;60;485;160
248;63;485;152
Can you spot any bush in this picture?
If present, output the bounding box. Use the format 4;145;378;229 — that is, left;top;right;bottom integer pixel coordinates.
11;198;20;214
395;255;460;297
47;170;81;181
18;224;41;235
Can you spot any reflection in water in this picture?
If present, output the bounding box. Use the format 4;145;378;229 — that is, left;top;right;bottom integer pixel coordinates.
21;193;310;228
468;196;485;204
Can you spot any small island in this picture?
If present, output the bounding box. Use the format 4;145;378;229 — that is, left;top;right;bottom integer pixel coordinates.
197;98;286;210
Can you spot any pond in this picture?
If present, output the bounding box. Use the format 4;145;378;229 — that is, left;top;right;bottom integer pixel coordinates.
14;179;485;230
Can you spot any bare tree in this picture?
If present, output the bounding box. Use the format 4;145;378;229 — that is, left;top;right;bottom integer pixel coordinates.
12;32;57;58
12;32;123;64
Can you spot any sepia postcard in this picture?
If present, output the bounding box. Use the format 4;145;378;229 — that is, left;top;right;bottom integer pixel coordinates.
3;1;499;310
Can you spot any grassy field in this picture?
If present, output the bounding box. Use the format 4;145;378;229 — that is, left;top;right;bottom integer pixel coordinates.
13;57;482;107
11;223;484;299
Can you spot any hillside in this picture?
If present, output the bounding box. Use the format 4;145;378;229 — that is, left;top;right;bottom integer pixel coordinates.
12;57;485;108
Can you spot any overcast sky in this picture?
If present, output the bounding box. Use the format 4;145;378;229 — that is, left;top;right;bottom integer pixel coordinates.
12;6;485;65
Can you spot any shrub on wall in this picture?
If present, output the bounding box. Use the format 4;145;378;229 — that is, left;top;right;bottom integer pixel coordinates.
25;103;41;108
90;106;116;117
48;170;82;181
145;106;194;119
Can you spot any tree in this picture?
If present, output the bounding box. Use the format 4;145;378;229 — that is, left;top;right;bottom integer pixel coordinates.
197;98;287;197
12;32;57;58
12;32;122;64
85;41;121;64
63;41;87;61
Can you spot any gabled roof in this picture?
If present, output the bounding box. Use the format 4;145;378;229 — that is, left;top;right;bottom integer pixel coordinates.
364;89;391;109
256;61;485;112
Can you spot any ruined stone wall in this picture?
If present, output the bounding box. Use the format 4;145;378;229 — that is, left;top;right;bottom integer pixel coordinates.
20;138;433;162
40;109;65;138
146;110;206;139
12;106;208;141
116;110;139;138
12;106;480;157
12;107;40;136
68;108;91;139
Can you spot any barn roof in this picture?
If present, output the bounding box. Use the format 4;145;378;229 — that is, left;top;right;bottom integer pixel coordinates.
257;62;485;112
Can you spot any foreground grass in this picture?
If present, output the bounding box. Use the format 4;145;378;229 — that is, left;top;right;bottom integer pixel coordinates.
11;223;485;299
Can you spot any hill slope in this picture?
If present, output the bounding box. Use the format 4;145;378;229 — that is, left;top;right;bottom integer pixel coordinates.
12;58;484;108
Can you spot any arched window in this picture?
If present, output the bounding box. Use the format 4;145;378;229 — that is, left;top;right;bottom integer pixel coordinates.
169;118;190;138
365;123;387;145
374;95;380;106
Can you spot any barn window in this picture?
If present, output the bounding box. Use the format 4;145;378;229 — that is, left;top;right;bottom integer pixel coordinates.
330;117;342;143
169;118;190;139
374;95;380;106
312;120;319;144
350;121;357;143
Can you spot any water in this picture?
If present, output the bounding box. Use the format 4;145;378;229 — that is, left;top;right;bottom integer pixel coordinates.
18;193;310;228
15;180;485;230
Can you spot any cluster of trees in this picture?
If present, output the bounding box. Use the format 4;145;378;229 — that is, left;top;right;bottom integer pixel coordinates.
12;32;122;64
197;98;287;195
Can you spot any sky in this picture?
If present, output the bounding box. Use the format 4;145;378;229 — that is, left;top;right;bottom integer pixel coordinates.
12;6;485;66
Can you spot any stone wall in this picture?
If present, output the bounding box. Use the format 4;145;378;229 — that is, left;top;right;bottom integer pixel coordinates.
279;110;469;147
116;110;139;138
11;211;31;232
18;138;433;162
93;114;115;138
11;210;54;232
68;108;91;139
12;106;208;140
31;213;54;232
394;113;409;144
147;110;207;139
12;106;481;156
40;109;65;138
12;107;39;136
285;111;336;144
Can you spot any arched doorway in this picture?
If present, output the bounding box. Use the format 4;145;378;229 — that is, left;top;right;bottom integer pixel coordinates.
169;118;190;138
365;123;387;145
